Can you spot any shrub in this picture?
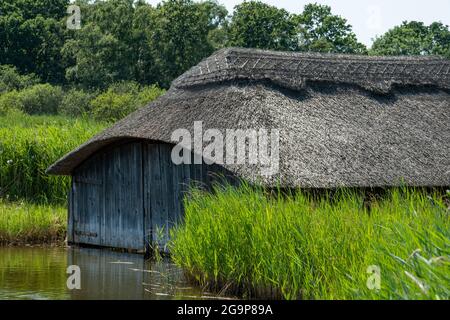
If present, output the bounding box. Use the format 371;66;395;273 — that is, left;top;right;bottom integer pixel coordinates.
137;85;165;106
18;84;63;115
0;65;40;94
108;81;141;95
90;83;165;122
0;90;22;115
59;89;97;117
90;90;136;122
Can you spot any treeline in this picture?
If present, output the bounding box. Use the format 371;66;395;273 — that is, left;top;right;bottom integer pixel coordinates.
1;0;449;115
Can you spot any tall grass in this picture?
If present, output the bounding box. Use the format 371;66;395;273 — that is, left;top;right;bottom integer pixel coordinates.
170;184;450;300
0;112;105;203
0;200;66;244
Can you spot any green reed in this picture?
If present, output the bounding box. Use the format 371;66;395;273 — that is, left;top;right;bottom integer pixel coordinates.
0;112;105;203
170;184;449;300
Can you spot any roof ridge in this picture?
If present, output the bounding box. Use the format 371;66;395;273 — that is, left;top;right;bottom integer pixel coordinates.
172;47;450;94
222;47;448;61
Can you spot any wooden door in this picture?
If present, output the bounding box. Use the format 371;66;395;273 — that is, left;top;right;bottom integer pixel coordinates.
102;142;144;250
72;154;103;246
143;143;206;250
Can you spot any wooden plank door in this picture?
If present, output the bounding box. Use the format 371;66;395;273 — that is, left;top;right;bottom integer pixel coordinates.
72;154;103;246
143;143;179;250
102;142;144;250
143;143;204;251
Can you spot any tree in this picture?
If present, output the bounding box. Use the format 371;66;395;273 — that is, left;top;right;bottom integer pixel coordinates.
0;0;68;83
63;24;129;89
63;0;226;88
227;1;297;51
293;4;367;54
150;0;227;87
0;65;40;93
370;21;450;58
132;2;159;84
0;0;68;20
198;0;229;50
63;0;138;89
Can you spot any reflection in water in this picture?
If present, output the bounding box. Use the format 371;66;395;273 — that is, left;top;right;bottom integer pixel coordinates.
0;247;69;300
0;247;220;300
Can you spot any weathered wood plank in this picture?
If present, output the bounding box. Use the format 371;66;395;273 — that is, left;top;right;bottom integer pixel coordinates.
172;162;182;225
72;153;103;246
67;178;74;243
143;142;151;251
70;141;238;252
101;142;143;250
160;144;175;245
148;143;163;246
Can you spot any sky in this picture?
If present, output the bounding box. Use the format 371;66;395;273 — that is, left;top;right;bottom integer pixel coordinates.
145;0;450;46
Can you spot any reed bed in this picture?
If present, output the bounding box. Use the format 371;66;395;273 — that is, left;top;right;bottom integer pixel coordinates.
0;200;66;245
170;184;450;300
0;112;105;203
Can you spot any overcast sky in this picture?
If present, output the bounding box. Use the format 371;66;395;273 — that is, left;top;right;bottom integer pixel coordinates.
145;0;450;46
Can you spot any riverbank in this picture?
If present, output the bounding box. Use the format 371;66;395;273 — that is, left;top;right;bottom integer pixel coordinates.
0;113;101;245
170;185;450;300
1;185;448;300
0;200;66;245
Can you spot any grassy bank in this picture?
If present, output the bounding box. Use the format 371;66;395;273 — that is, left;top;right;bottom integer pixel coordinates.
170;185;450;300
0;112;105;203
0;200;66;245
0;112;102;244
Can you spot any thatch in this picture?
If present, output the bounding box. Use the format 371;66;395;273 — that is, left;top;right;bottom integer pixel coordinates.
173;48;450;94
48;48;450;188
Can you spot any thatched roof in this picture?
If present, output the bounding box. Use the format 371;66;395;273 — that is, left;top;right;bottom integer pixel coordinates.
48;48;450;188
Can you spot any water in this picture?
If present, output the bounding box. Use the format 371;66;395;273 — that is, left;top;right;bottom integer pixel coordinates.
0;246;219;300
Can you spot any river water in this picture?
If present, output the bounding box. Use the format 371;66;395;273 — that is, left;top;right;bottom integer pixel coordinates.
0;246;220;300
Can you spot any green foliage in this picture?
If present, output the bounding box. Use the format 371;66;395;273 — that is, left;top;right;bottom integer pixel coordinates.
0;65;40;93
150;0;227;87
63;0;227;89
3;0;448;90
171;184;449;300
17;84;63;115
0;200;66;244
0;1;68;83
0;79;164;119
132;1;160;84
63;25;131;90
0;91;22;116
90;89;136;123
293;4;367;54
63;0;139;89
0;0;69;20
227;1;297;51
90;83;165;122
107;80;141;95
136;84;166;106
371;21;450;58
0;113;105;203
59;88;97;117
226;2;366;54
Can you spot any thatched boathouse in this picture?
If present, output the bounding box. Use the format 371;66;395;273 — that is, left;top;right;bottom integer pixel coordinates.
48;48;450;251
